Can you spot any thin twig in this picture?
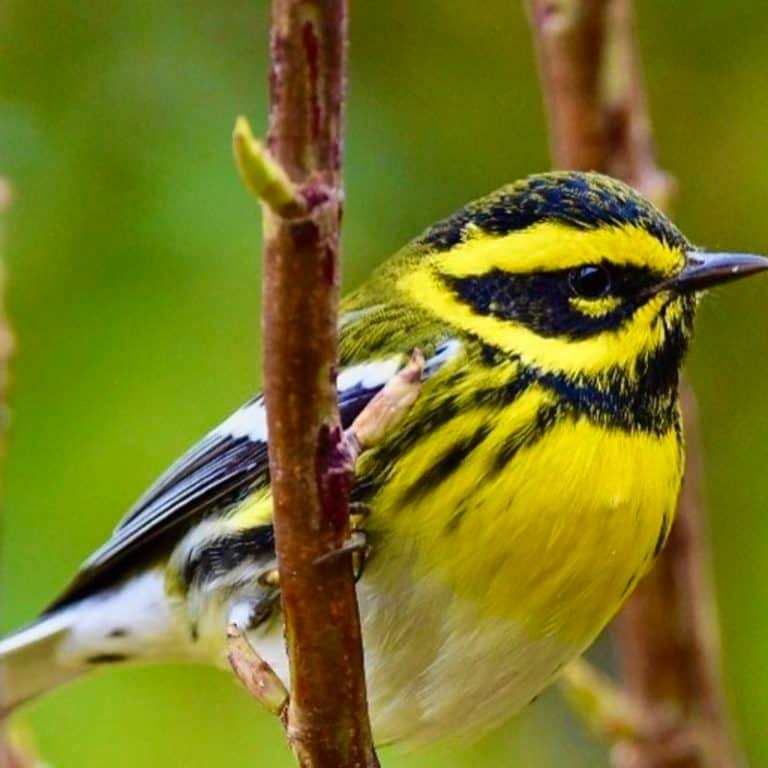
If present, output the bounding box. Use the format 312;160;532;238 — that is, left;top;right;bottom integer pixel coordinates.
0;182;32;768
600;6;742;768
0;179;13;445
558;658;676;745
347;349;424;451
227;624;289;718
0;743;32;768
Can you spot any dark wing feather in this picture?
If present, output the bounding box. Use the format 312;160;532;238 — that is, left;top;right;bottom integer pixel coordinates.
45;343;461;612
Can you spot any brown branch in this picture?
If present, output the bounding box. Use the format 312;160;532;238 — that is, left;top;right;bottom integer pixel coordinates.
527;3;742;767
226;349;423;761
244;2;378;766
527;0;674;206
526;0;609;171
599;0;675;208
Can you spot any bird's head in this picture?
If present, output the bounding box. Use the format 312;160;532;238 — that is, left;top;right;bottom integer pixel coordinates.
398;171;768;383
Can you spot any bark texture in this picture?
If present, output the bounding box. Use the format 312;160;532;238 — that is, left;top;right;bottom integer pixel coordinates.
261;2;379;767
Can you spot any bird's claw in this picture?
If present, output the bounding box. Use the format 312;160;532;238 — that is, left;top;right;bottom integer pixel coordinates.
258;504;372;587
314;529;371;582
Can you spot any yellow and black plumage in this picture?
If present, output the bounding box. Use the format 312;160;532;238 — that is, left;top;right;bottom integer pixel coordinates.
1;171;766;745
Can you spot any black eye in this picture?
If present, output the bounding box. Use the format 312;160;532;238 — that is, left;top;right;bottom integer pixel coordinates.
569;265;611;299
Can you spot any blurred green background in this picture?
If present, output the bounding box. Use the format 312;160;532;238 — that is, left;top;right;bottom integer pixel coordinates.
1;1;768;765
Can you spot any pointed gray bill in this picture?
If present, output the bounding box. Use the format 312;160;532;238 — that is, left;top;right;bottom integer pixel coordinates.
670;251;768;293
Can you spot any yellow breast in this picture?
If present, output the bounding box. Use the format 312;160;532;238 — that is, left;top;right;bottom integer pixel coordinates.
369;393;683;649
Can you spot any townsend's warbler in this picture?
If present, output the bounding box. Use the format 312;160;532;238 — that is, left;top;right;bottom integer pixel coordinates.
1;171;766;746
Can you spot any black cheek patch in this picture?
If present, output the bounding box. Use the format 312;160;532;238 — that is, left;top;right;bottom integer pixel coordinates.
441;264;660;340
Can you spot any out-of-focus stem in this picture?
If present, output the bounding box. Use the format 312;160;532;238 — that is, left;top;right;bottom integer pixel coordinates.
526;0;609;171
0;180;13;450
527;3;742;767
599;0;675;208
558;657;675;745
0;185;32;768
613;386;742;768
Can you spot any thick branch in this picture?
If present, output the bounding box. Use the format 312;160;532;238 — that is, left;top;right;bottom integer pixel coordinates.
257;2;378;767
527;3;741;767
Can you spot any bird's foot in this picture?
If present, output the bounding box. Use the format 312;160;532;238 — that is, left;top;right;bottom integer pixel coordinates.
314;529;371;582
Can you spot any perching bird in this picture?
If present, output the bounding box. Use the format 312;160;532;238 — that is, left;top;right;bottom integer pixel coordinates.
1;171;766;747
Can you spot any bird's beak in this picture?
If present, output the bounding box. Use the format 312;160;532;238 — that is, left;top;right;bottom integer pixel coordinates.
670;250;768;293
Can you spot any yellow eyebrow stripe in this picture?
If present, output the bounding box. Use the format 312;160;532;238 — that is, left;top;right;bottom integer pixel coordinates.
398;267;682;377
433;222;685;278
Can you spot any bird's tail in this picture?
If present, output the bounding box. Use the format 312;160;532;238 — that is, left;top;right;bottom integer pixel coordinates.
0;609;88;718
1;571;198;719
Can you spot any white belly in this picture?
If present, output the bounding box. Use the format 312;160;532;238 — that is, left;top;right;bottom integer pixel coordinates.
62;556;577;747
208;547;578;747
356;562;575;745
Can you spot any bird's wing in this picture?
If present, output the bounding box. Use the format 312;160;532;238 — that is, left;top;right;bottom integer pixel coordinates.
45;343;460;611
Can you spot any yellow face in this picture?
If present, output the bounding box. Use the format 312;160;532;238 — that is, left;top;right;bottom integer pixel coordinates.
351;172;768;683
399;220;695;378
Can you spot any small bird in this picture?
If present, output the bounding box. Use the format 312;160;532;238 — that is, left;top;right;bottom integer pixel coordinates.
1;171;766;747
